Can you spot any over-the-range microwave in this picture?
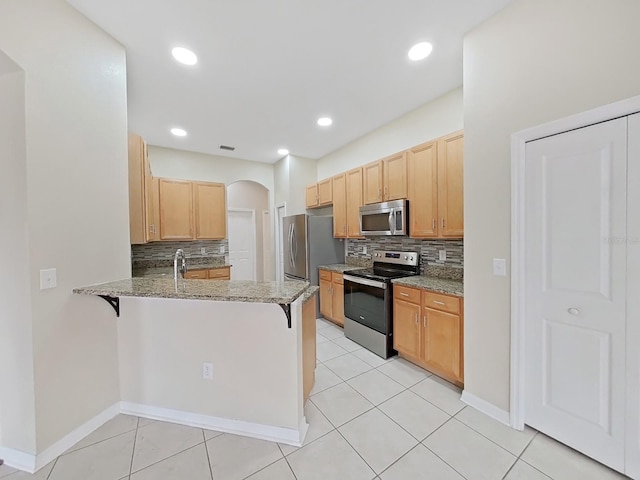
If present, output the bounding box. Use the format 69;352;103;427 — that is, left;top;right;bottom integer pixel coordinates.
359;199;408;236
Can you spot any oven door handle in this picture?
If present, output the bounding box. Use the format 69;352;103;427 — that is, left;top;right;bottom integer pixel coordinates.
343;274;387;290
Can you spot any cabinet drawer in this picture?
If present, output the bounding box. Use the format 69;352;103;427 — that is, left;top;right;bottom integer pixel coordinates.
184;269;208;279
423;291;460;314
208;267;230;279
319;269;332;281
394;285;421;304
332;272;343;284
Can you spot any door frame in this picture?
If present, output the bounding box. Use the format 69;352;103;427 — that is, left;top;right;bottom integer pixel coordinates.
274;202;287;282
227;208;257;281
510;94;640;430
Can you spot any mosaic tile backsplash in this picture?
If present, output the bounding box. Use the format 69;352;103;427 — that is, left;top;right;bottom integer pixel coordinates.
346;237;463;275
131;239;229;261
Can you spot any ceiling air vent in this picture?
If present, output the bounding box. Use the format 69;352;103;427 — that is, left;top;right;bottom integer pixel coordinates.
219;145;235;151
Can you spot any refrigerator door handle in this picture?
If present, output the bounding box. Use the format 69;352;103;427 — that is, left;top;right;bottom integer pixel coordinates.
292;225;297;268
288;224;294;267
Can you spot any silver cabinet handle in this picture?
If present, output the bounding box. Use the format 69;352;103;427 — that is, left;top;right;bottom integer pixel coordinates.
568;307;581;316
414;313;418;325
433;300;446;306
442;218;445;228
423;315;427;328
400;292;409;297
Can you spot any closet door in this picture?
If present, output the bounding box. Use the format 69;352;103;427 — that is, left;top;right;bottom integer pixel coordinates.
524;117;628;472
627;112;640;479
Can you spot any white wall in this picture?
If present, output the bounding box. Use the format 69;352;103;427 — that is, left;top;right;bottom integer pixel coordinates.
316;88;463;179
463;0;640;411
273;155;317;216
148;145;274;192
0;55;36;454
0;0;129;453
227;181;270;281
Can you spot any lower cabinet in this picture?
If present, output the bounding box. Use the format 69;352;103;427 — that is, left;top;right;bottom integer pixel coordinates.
302;294;317;402
318;269;344;326
393;285;463;386
183;266;231;280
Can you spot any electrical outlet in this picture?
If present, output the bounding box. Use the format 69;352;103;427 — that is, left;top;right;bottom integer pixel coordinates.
200;247;206;254
493;258;507;277
362;245;367;254
439;250;446;261
40;268;57;290
202;362;213;380
219;245;225;254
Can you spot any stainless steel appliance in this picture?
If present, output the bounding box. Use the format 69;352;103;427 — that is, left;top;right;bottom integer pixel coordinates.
359;199;409;236
343;250;419;358
283;214;345;288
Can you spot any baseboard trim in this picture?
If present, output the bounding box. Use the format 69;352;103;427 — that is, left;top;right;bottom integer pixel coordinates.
0;403;120;474
461;391;511;427
120;402;308;447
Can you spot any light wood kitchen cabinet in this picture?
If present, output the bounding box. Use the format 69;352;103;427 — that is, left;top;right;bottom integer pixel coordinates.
382;152;408;201
159;178;194;240
393;285;463;386
318;269;344;326
363;160;383;204
183;266;231;280
408;131;464;238
306;178;333;209
437;131;464;237
128;133;159;244
302;293;317;402
193;182;227;240
346;167;364;238
332;173;347;238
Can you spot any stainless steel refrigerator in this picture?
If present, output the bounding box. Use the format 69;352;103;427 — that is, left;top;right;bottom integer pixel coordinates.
283;215;345;289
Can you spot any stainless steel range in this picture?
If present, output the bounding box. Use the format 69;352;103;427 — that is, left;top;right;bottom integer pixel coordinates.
343;250;420;358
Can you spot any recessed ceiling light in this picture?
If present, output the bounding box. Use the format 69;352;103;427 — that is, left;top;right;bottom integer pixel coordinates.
170;128;187;137
408;42;433;61
277;148;289;156
171;47;198;66
317;117;333;127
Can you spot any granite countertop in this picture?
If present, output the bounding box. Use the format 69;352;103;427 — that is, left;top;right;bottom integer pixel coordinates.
74;278;309;304
391;276;463;297
302;286;319;304
317;264;366;273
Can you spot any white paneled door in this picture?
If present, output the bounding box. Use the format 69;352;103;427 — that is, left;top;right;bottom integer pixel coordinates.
228;209;256;281
524;118;628;472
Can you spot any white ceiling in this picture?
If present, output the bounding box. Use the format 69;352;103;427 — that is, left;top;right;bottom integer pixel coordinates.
68;0;512;164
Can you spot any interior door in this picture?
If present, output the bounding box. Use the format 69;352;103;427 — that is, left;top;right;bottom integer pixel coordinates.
228;210;255;281
524;117;627;472
627;113;640;479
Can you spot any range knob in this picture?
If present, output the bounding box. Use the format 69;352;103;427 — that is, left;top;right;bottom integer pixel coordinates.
410;256;414;261
404;255;408;260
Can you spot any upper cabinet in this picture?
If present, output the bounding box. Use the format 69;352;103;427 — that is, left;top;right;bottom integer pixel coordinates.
382;152;408;201
306;178;333;209
333;167;364;239
332;173;347;238
193;182;227;240
363;160;383;204
128;133;159;244
408;131;464;238
159;178;194;240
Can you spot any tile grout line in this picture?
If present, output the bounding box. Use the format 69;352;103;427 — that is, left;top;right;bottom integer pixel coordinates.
419;416;472;480
44;456;59;480
276;444;299;480
202;428;214;480
128;416;140;476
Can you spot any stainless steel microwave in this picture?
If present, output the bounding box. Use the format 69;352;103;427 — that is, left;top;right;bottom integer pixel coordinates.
359;199;408;236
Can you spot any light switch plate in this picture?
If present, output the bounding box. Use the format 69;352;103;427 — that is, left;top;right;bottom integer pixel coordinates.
439;250;446;261
200;247;206;254
40;268;57;289
219;245;225;254
493;258;507;276
362;246;367;254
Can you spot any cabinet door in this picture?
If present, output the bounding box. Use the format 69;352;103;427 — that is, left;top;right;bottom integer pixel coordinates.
393;299;421;358
422;307;462;382
383;152;407;201
128;133;148;244
159;178;194;240
332;274;344;326
146;176;160;241
332;174;347;238
346;167;363;238
184;269;207;279
318;178;333;206
306;184;319;208
319;278;333;320
208;267;230;280
363;161;383;204
193;182;226;239
302;294;317;402
408;141;438;238
437;131;464;237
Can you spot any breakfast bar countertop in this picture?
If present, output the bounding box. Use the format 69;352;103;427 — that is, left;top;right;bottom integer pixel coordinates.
74;277;310;304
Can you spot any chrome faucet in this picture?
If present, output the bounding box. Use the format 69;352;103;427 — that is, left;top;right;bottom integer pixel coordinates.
174;249;187;280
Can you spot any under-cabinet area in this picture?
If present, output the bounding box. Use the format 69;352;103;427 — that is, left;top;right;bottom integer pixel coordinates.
129;133;227;244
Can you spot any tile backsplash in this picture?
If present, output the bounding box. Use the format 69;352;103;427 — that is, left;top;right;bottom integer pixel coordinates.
132;239;229;261
346;237;463;275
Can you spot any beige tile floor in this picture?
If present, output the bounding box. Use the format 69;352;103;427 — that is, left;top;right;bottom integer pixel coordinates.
0;317;630;480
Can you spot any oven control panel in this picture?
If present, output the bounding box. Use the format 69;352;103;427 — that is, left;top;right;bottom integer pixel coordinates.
372;250;419;267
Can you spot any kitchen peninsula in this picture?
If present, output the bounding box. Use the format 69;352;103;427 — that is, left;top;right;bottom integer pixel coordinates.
74;277;314;446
